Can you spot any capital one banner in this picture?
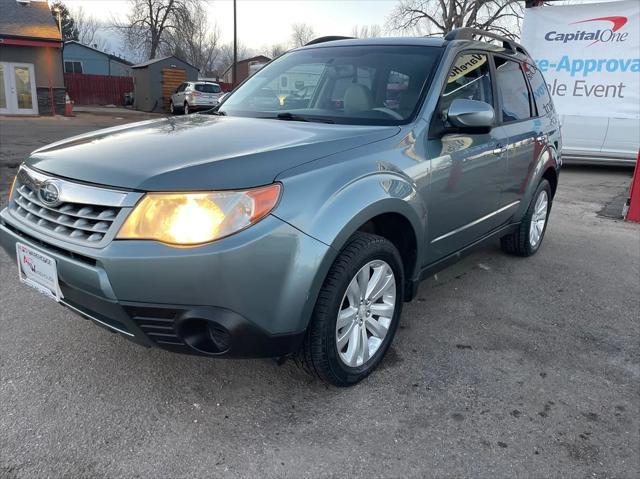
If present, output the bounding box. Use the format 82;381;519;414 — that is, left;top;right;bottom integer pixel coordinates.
522;0;639;119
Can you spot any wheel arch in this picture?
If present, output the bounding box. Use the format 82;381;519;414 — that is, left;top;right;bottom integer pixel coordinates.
516;144;560;220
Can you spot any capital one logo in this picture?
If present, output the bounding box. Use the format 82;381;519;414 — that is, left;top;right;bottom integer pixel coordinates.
544;16;629;47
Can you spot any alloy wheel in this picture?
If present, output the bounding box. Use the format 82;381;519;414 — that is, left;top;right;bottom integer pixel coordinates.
530;189;548;247
335;260;396;367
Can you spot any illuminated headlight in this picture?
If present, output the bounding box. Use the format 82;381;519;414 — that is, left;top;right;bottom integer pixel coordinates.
117;184;281;246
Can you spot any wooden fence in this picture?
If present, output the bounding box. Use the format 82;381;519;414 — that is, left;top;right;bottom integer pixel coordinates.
64;73;134;106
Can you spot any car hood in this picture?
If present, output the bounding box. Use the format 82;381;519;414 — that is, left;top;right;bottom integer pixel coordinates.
27;115;400;191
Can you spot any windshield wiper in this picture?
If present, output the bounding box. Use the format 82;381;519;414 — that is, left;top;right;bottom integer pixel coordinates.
275;112;334;124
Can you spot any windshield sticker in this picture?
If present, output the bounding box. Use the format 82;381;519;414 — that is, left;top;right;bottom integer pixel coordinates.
448;54;487;83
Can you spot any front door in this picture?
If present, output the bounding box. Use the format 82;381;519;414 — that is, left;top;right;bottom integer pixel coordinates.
0;62;38;115
424;52;507;263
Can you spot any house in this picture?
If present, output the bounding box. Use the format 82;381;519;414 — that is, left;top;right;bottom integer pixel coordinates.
131;55;198;112
63;41;133;77
222;55;271;85
0;0;64;115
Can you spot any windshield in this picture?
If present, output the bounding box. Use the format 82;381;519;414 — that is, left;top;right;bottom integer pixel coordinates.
220;45;441;125
195;83;221;93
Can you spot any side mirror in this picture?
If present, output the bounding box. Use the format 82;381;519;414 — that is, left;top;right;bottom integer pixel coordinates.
447;99;495;129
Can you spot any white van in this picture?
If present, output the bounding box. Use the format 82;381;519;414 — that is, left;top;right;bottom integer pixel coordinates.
561;116;639;166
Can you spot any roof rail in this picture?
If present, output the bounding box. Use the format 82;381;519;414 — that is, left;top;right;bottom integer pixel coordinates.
444;28;530;57
305;36;354;46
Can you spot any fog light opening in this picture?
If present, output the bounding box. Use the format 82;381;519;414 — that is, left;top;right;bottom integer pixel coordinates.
180;318;231;354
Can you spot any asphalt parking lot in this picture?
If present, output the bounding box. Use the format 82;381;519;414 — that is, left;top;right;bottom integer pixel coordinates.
0;113;638;479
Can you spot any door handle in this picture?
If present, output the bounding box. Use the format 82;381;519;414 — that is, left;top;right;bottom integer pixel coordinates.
493;144;507;156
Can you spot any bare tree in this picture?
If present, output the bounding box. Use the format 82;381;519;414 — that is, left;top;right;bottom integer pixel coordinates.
268;43;288;58
162;1;220;74
387;0;524;39
72;7;110;51
351;24;382;38
290;23;315;47
112;0;198;60
218;41;251;75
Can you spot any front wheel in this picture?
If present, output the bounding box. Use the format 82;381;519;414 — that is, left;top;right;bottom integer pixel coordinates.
302;232;404;386
184;102;190;115
501;179;552;256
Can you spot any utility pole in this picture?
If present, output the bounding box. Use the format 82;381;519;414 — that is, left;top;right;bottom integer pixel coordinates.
232;0;237;87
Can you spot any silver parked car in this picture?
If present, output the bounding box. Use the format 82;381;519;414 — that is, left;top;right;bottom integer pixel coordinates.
170;81;223;115
1;30;561;386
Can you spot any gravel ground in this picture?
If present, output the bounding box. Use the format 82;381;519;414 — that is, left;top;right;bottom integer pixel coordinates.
0;113;638;479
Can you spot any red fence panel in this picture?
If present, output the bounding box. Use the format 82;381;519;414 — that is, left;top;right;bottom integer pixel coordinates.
64;73;134;106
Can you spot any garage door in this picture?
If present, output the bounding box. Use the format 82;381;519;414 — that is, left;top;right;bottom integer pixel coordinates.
161;68;186;112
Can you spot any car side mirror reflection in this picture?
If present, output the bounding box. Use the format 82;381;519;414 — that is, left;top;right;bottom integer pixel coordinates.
447;99;495;130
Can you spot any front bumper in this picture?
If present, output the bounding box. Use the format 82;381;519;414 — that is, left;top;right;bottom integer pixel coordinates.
0;207;331;358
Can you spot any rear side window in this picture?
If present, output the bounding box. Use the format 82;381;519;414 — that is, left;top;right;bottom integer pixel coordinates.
523;63;554;118
195;83;221;93
494;57;532;122
440;53;493;113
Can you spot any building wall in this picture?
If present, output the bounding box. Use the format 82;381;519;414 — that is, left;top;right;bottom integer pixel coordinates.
0;43;64;115
132;67;151;112
63;43;132;76
108;59;132;77
0;44;64;88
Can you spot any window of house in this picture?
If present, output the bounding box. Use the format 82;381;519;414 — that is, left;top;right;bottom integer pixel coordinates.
494;57;532;122
64;61;83;74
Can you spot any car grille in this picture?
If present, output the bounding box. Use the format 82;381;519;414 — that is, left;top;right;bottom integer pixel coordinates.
12;182;120;244
8;165;139;248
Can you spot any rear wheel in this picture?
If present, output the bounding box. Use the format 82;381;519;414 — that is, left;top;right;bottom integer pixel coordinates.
184;102;190;115
303;232;404;386
501;179;552;256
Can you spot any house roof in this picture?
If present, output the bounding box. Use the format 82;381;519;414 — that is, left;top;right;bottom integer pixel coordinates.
222;55;271;76
132;55;199;71
0;0;61;41
64;40;133;66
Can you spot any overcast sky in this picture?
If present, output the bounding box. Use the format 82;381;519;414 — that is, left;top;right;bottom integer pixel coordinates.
57;0;628;61
61;0;398;52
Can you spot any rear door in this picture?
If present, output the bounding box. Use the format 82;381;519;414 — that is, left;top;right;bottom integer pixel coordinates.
425;51;509;262
492;56;539;217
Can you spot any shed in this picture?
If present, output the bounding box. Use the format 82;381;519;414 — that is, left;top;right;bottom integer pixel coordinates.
131;55;198;112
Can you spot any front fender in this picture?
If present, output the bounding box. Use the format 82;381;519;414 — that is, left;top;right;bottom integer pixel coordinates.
274;170;426;274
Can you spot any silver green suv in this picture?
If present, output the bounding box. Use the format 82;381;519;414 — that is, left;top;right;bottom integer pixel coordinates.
0;30;561;386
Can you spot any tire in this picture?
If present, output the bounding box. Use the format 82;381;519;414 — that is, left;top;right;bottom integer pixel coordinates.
501;179;552;257
184;102;190;115
169;101;176;115
302;232;404;387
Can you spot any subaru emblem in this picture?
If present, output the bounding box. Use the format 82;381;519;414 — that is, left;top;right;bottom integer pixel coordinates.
39;181;61;207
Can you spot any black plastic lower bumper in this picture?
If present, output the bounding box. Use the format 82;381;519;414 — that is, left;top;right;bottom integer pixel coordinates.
59;280;305;359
